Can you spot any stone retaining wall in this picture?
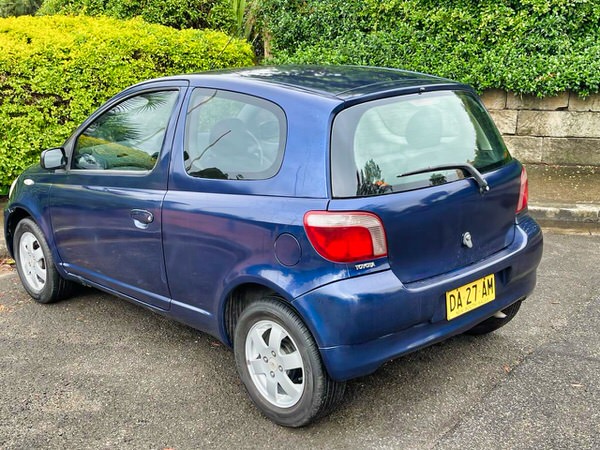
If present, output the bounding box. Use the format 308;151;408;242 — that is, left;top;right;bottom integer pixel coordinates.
480;90;600;166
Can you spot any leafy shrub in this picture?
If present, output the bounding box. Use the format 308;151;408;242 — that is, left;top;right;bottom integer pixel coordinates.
0;0;41;17
37;0;235;31
259;0;600;97
0;15;254;193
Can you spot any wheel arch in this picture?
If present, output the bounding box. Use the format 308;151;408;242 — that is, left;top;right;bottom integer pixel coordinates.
5;206;63;272
220;281;303;348
5;207;34;258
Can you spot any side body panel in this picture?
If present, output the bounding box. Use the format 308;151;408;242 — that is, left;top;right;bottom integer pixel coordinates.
43;81;188;310
162;81;344;336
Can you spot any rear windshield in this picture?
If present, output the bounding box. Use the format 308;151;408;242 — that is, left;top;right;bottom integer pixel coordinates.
331;90;511;197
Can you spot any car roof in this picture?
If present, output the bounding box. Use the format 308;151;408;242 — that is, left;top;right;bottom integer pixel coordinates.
152;65;470;101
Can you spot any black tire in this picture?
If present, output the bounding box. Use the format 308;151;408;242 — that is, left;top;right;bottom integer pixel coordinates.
234;298;345;427
465;300;523;335
13;218;73;304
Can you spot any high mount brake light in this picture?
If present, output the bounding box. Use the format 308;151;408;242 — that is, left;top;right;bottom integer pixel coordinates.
303;211;388;263
516;166;528;213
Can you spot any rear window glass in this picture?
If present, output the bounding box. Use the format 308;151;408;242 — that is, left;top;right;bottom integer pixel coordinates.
331;90;511;197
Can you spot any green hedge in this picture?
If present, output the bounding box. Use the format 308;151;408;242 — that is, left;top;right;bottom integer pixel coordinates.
37;0;235;31
259;0;600;97
1;0;42;17
0;15;254;193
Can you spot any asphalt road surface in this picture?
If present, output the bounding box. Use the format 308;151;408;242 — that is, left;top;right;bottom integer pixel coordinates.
0;231;598;449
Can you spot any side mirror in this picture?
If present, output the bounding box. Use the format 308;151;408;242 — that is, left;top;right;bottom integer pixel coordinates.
40;147;67;170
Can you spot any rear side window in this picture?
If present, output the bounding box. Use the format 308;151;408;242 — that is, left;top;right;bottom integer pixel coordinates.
331;90;511;197
184;88;286;180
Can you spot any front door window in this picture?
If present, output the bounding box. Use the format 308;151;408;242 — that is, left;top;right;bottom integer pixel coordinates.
73;90;179;171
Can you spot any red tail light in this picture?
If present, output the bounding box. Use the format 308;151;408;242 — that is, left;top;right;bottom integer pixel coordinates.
303;211;388;263
516;166;529;213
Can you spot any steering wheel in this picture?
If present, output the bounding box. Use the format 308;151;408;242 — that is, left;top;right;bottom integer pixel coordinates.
245;129;265;168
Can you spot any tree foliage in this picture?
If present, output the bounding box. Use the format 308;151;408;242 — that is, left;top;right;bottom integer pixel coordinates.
0;15;254;192
259;0;600;96
37;0;235;31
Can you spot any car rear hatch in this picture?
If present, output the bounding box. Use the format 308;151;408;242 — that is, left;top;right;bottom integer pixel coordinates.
329;89;521;283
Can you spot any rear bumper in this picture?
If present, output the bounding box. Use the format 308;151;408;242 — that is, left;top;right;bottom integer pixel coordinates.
292;216;543;381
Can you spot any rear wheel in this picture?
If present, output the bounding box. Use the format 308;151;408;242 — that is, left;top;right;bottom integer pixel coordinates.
13;218;73;304
234;298;345;427
465;300;522;335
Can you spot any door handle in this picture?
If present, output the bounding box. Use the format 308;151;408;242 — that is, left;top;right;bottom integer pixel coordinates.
130;209;154;229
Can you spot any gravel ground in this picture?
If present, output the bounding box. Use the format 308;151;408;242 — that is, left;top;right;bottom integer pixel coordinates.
0;230;598;449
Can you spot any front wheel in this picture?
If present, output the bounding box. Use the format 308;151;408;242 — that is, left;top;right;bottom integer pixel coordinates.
234;298;345;427
13;218;73;304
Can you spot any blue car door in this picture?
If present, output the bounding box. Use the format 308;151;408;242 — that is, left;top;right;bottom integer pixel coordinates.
48;82;188;310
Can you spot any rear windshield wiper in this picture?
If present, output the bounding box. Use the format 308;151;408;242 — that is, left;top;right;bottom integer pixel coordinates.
397;163;490;194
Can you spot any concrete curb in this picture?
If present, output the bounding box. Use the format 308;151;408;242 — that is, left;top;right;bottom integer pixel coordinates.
529;203;600;227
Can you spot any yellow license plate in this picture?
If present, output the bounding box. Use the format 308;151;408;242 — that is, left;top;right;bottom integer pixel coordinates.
446;274;496;321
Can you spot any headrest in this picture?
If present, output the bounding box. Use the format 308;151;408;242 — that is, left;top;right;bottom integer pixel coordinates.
405;107;443;149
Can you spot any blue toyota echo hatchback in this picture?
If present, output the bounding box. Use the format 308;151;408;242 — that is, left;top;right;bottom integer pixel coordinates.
4;65;543;427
